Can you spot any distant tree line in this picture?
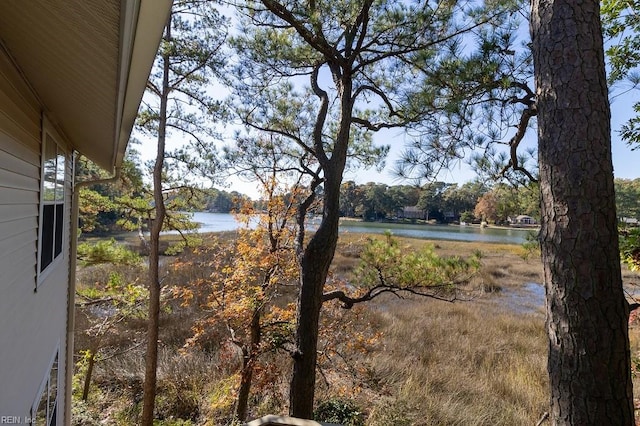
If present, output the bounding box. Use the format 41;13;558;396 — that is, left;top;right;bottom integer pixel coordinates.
202;188;250;213
338;180;540;224
81;175;640;234
336;178;640;225
77;147;250;235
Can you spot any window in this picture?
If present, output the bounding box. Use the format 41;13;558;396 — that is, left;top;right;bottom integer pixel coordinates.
32;351;59;426
38;128;67;277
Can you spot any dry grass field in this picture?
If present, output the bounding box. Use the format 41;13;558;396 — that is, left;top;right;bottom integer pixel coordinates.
72;233;640;425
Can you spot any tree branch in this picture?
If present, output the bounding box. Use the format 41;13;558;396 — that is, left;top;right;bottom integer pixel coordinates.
322;283;457;309
352;84;402;118
498;104;538;182
310;63;330;167
261;0;339;61
240;116;317;160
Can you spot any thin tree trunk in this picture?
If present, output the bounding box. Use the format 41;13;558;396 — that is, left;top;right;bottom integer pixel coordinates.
531;0;634;423
235;351;255;422
236;210;285;421
81;348;97;402
235;310;261;421
82;317;108;402
141;20;170;426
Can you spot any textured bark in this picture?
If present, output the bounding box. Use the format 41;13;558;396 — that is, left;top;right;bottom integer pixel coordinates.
288;55;353;417
290;169;343;419
531;0;634;424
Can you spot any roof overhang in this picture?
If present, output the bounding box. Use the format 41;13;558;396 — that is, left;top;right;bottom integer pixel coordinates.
0;0;172;171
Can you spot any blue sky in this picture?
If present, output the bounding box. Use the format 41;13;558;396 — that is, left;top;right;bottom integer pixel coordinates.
136;78;640;200
224;17;640;198
137;6;640;200
610;90;640;180
342;85;640;191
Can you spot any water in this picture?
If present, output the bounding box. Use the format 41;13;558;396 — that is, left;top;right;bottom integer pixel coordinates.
191;211;245;233
189;212;534;244
501;282;545;314
339;220;533;244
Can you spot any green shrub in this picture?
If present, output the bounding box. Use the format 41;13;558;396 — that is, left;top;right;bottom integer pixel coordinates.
620;227;640;271
367;399;413;426
520;230;540;260
71;400;101;426
460;211;475;223
78;239;141;265
314;398;364;426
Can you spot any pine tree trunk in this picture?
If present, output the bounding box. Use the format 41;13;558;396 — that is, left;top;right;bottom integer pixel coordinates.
141;237;162;424
289;55;352;421
141;20;170;426
289;172;342;419
531;0;634;423
289;225;338;419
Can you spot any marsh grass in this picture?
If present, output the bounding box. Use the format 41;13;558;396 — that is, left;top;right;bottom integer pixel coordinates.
315;236;547;424
74;233;640;424
360;299;547;425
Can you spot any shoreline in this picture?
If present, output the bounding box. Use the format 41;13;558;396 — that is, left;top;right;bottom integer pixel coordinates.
338;216;540;231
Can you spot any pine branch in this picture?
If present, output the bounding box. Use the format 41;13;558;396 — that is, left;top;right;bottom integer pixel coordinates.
498;104;538;182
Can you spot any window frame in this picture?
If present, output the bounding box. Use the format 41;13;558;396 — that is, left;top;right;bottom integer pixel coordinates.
31;345;60;426
37;118;68;285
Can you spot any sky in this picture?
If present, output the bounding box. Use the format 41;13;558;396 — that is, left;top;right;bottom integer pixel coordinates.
136;6;640;200
136;84;640;201
212;90;640;200
610;91;640;180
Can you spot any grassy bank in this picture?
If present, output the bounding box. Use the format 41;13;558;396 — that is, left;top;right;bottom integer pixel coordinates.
71;232;639;425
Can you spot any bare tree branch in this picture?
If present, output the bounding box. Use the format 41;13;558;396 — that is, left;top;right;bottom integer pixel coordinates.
498;104;538;182
322;284;458;309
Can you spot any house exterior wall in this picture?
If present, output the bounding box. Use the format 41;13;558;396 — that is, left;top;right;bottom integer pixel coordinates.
400;206;426;220
0;46;70;424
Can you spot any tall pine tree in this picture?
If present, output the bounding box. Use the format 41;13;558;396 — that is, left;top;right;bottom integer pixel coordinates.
136;1;227;423
228;0;517;417
532;0;634;422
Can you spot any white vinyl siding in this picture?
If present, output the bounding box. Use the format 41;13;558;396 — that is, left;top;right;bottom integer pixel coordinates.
0;48;68;424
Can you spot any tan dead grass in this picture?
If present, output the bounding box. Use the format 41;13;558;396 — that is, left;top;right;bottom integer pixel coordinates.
74;232;640;425
332;297;548;425
323;235;548;425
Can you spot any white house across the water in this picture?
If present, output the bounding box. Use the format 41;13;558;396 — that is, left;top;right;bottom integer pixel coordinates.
508;215;537;226
0;1;171;423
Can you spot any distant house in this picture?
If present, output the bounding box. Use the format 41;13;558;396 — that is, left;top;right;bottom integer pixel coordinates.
509;215;537;226
0;1;171;423
399;206;426;220
443;210;457;221
622;217;639;226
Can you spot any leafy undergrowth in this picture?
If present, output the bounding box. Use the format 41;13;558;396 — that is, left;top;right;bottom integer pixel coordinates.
71;236;575;425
